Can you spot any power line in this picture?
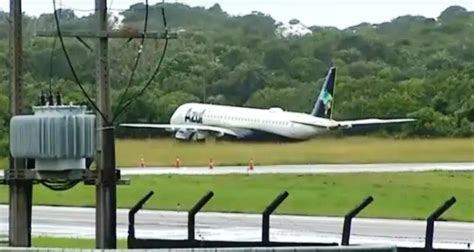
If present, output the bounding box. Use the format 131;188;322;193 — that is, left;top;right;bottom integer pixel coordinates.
41;180;80;191
48;0;171;123
48;37;56;96
112;0;170;122
52;0;107;121
113;0;150;118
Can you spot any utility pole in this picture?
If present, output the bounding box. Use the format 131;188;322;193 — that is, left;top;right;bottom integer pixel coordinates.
94;0;117;248
36;1;176;248
37;0;177;249
8;0;33;247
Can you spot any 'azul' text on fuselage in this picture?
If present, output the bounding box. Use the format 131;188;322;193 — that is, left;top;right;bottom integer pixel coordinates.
184;108;205;123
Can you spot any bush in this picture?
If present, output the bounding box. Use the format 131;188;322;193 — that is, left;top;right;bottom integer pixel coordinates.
406;107;457;137
0;134;7;159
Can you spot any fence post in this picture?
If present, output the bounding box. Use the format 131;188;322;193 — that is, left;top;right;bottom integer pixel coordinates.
262;191;289;244
425;197;456;250
128;191;154;244
188;191;214;241
341;196;374;246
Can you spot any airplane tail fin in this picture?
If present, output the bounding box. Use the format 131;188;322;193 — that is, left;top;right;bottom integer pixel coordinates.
311;66;336;119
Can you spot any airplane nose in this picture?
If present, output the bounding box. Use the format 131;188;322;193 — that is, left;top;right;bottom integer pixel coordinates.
170;112;179;124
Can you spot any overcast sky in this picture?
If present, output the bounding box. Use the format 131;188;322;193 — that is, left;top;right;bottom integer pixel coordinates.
1;0;473;29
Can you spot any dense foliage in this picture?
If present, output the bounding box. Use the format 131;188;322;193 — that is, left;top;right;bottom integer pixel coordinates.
0;3;473;153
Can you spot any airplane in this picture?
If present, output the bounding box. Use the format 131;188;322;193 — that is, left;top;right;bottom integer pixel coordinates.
120;66;416;141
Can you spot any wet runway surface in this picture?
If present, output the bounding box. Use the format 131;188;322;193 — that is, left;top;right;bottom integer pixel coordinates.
0;205;472;249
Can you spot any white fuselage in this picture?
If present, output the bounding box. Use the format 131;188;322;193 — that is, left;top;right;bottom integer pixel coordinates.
170;103;331;140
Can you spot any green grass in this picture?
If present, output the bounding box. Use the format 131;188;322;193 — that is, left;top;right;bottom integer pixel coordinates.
0;171;472;221
116;137;474;167
0;158;6;170
32;236;127;248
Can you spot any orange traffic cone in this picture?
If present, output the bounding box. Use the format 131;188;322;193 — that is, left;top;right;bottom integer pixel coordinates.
175;157;181;168
209;158;214;170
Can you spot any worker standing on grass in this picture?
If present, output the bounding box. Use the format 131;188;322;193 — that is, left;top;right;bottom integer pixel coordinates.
175;157;181;168
248;159;254;171
209;158;214;169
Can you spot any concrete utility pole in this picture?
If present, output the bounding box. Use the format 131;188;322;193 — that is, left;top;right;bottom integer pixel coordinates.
8;0;33;247
94;0;117;248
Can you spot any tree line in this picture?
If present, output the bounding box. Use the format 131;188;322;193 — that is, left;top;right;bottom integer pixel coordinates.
0;3;473;155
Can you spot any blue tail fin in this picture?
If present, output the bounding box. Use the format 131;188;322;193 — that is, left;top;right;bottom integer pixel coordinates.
311;66;336;119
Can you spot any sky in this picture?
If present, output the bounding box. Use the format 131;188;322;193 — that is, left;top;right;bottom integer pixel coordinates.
1;0;473;29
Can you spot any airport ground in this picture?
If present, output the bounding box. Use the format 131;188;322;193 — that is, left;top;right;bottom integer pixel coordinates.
115;137;474;167
0;171;472;221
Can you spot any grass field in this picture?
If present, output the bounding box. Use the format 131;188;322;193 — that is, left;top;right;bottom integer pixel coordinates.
0;171;472;221
116;137;474;167
0;158;6;169
32;237;127;248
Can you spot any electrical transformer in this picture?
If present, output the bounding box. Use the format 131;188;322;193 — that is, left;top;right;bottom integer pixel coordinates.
10;104;96;171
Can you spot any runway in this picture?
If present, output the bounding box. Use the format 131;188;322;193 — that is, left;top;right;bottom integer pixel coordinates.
120;162;474;176
0;205;472;250
0;163;472;178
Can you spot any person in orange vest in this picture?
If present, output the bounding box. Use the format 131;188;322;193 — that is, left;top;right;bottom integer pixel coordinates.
209;158;214;169
175;157;181;168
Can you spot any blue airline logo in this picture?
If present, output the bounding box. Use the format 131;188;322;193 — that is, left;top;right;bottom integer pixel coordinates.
320;89;333;115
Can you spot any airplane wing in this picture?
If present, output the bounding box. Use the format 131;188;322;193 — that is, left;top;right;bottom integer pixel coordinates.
290;118;415;129
119;123;239;137
335;118;416;129
290;119;334;128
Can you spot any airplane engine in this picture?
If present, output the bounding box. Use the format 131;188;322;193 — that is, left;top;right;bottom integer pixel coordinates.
192;131;208;141
340;124;352;129
175;129;207;141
